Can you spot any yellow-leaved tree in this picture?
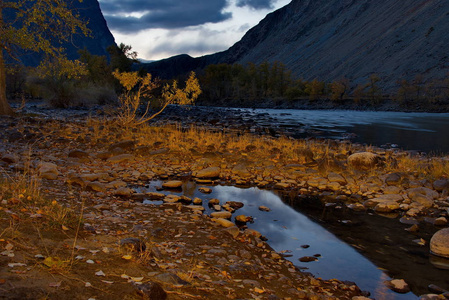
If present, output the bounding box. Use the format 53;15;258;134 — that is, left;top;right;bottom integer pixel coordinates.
0;0;89;115
113;71;201;126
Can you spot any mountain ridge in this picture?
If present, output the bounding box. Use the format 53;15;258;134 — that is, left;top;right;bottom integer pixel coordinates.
142;0;449;91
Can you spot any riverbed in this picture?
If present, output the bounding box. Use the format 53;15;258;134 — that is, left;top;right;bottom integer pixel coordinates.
141;180;449;300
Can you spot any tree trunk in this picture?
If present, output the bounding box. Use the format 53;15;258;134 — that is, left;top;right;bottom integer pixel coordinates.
0;4;14;116
0;49;14;116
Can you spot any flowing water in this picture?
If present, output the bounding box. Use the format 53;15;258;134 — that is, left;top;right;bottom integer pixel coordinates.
225;108;449;154
141;181;449;299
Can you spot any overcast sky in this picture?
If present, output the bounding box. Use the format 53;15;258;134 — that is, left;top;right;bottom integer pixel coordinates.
98;0;290;61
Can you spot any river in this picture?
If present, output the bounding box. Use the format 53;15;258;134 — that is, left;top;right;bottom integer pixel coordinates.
223;108;449;154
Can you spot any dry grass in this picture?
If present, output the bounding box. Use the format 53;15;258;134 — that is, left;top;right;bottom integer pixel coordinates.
83;116;449;181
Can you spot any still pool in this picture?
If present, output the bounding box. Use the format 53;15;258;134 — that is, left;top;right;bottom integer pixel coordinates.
140;181;449;299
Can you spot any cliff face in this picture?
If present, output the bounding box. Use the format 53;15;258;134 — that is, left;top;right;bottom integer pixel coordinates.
145;0;449;90
6;0;116;66
67;0;116;59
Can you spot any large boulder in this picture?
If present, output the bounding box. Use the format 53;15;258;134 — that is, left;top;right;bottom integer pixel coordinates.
430;228;449;258
348;152;381;170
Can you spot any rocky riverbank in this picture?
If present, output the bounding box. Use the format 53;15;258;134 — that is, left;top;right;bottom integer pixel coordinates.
0;104;448;299
197;98;449;114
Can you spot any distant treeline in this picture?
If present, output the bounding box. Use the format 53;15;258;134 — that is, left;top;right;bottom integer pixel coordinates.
198;62;449;109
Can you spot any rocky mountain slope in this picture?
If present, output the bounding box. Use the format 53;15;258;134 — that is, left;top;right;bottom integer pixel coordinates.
6;0;116;66
144;0;449;90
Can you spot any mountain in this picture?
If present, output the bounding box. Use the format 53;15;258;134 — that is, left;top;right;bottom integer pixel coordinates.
143;0;449;90
6;0;116;66
67;0;116;59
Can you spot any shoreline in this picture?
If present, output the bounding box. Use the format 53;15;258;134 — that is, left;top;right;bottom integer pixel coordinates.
0;104;448;298
196;98;449;113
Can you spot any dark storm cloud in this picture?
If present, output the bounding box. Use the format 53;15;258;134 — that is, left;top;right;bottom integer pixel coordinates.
236;0;275;9
99;0;232;33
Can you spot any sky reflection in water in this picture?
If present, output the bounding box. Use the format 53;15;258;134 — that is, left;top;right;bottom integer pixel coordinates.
144;182;416;299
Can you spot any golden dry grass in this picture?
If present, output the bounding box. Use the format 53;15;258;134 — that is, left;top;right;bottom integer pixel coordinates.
85;116;449;181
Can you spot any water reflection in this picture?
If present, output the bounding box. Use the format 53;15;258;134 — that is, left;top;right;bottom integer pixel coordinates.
141;181;433;299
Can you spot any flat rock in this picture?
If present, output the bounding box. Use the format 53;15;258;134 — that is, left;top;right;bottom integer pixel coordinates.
375;201;400;213
162;180;183;188
163;195;181;203
198;187;212;193
210;211;232;219
146;192;165;200
386;279;410;293
195;166;220;178
114;187;134;197
211;218;235;228
107;154;134;163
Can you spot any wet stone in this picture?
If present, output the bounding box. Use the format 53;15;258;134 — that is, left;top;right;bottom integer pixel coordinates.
162;180;183;189
386;279;410;293
299;256;318;262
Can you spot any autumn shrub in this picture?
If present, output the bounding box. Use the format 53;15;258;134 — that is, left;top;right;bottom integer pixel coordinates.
113;70;201;126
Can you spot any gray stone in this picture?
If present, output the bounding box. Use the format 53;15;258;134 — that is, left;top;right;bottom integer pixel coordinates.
430;228;449;258
433;179;449;192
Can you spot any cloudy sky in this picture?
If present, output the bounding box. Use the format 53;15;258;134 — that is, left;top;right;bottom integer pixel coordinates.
97;0;290;61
